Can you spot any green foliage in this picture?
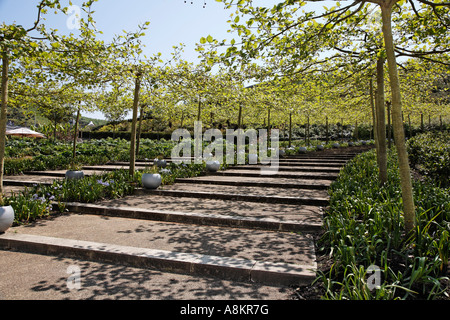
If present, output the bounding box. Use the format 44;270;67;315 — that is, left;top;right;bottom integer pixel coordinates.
319;148;449;300
34;170;139;204
152;162;205;185
3;137;179;174
6;159;207;224
407;131;450;187
2;191;53;224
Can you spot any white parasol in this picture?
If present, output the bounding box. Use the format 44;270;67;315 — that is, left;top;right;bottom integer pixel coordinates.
6;127;46;138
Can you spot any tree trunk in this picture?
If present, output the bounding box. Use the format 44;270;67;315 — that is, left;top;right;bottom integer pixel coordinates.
381;4;415;234
408;114;412;138
376;57;388;185
129;72;142;176
307;115;310;146
370;78;379;156
72;106;81;160
136;104;145;158
197;97;201;122
387;101;392;148
421;113;424;132
325;116;329;145
238;105;243;129
0;53;9;202
53;117;57;142
289;112;292;148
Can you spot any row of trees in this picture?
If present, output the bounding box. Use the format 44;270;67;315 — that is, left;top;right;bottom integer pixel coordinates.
1;0;449;235
195;0;449;235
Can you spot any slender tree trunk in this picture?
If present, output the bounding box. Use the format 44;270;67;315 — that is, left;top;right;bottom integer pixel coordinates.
421;113;424;132
238;105;243;129
129;72;142;176
53;117;57;142
387;101;392;148
354;120;358;140
307;115;310;146
197;97;201;122
408;114;412;138
136;104;145;158
325;116;329;145
289;112;292;148
381;4;415;234
376;57;388;185
0;53;9;201
370;78;379;156
72;106;81;160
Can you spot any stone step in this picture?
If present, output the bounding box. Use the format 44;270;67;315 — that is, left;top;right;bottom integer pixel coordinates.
175;176;332;190
208;169;338;180
163;156;352;162
86;163;344;172
0;249;290;300
261;162;345;167
286;155;355;160
23;169;109;177
97;193;323;229
152;183;328;203
0;214;317;286
3;177;56;187
56;202;321;232
138;187;329;206
230;165;341;173
110;160;346;167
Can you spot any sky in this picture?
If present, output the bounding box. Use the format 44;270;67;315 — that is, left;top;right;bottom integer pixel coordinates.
0;0;238;62
0;0;329;120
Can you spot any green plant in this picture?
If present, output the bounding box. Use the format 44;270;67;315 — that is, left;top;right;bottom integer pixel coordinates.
30;170;140;204
319;148;449;300
2;190;53;224
407;131;449;187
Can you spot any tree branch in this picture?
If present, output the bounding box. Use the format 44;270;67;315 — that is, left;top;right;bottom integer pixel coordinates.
26;1;46;33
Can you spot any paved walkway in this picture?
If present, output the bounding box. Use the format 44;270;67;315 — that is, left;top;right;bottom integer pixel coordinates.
0;145;371;300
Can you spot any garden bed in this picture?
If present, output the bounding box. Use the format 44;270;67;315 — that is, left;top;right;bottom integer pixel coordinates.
295;143;449;300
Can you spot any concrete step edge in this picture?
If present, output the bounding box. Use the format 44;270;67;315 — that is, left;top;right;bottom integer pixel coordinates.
174;178;331;190
56;202;322;233
209;171;338;180
0;233;317;286
136;188;330;206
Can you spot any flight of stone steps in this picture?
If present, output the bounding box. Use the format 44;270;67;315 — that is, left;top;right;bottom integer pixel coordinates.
0;146;371;293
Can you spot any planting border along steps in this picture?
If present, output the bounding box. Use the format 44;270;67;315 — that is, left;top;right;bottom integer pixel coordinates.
0;146;370;289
